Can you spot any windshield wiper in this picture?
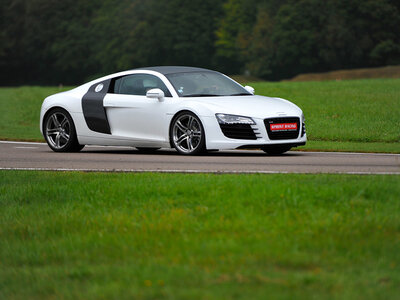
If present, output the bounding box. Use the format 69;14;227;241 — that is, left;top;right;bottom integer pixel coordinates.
182;94;222;97
228;93;252;96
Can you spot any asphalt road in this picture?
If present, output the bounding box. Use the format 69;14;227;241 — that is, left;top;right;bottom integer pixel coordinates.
0;141;399;174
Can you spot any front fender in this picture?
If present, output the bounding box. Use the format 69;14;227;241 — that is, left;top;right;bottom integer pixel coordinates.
165;101;220;149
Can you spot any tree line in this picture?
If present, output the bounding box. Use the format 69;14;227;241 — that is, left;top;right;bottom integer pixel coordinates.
1;0;399;85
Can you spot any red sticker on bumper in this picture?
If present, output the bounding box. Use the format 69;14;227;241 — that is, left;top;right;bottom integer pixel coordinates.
270;123;297;131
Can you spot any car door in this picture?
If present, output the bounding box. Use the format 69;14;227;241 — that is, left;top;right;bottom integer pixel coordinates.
103;73;173;143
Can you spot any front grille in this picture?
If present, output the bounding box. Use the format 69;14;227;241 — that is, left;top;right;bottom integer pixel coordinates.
264;117;300;140
219;124;257;140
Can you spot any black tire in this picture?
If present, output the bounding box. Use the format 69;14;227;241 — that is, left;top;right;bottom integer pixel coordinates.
170;111;206;155
261;145;292;155
43;108;84;152
136;147;161;153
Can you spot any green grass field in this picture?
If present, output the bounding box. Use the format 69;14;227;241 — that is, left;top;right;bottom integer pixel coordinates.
1;171;399;299
0;79;399;152
0;86;70;141
250;79;400;152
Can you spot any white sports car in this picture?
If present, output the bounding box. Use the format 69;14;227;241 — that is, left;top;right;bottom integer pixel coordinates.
40;66;306;155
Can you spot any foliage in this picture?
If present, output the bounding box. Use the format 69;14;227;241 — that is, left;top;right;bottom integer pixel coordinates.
0;0;399;84
228;0;400;79
0;0;224;85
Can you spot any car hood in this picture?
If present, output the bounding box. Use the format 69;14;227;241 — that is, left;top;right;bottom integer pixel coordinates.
186;95;303;119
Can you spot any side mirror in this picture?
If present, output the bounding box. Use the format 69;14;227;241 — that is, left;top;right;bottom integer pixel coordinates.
146;88;165;101
244;86;255;95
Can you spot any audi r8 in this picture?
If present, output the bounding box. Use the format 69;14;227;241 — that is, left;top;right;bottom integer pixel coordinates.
40;66;306;155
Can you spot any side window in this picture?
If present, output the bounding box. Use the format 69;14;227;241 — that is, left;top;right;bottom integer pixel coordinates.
112;74;172;97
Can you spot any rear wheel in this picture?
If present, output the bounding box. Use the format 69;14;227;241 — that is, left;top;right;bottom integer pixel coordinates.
261;145;291;155
170;112;205;155
43;108;84;152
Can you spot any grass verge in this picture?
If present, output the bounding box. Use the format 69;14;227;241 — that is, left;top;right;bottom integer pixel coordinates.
0;79;399;152
298;140;400;153
1;171;399;299
0;86;70;141
251;78;400;153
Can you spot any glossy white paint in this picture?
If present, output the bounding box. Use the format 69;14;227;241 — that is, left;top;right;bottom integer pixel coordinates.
146;88;165;100
40;68;307;151
104;93;169;142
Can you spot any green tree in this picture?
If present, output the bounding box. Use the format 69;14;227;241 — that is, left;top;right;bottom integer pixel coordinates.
243;0;400;79
1;0;399;84
243;7;275;78
214;0;257;73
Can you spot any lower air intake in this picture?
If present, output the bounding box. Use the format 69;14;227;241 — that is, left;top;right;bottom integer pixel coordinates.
219;124;257;140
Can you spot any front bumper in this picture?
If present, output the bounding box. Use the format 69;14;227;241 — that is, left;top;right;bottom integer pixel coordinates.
203;116;307;150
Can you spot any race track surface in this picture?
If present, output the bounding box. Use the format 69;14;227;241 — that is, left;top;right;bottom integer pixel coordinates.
1;141;399;174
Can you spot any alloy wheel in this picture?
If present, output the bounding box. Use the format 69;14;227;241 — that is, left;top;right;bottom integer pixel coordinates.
172;114;204;154
45;112;71;149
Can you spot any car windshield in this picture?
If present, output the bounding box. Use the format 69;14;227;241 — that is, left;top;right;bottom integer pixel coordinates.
166;71;252;97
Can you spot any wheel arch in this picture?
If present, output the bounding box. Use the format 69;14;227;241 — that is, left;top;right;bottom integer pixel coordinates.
168;109;207;149
41;106;77;136
41;106;84;152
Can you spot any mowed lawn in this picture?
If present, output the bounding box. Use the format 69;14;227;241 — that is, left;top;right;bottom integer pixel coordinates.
0;78;399;152
0;86;71;141
1;171;399;299
250;79;400;152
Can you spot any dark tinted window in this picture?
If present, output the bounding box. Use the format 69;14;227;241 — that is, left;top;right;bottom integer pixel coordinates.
166;71;252;97
113;74;172;97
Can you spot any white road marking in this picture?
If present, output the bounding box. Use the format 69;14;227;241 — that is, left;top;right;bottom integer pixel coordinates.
14;146;38;149
0;167;399;175
301;151;400;157
1;140;399;156
1;140;46;145
0;140;127;149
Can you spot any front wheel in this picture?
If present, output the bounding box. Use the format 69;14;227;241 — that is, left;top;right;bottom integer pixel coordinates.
43;108;84;152
170;112;206;155
261;145;292;155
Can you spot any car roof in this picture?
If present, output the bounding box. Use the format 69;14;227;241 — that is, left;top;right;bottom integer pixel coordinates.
76;66;220;92
132;66;215;75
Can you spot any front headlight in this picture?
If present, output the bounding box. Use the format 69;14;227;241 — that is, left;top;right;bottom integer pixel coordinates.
216;113;255;125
